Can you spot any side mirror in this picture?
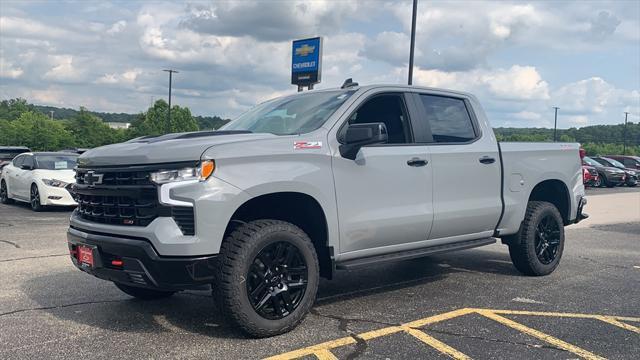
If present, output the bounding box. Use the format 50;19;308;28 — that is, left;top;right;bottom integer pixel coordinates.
21;164;33;170
339;122;388;160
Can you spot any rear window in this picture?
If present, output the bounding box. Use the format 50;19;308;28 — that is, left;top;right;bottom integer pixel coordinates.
419;95;477;143
0;150;26;161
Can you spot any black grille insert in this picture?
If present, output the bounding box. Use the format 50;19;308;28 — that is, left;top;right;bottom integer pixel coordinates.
74;166;195;235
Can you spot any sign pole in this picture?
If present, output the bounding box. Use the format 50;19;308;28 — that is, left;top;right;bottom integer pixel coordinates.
408;0;418;85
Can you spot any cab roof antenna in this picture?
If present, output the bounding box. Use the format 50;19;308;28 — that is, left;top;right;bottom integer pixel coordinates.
341;78;358;89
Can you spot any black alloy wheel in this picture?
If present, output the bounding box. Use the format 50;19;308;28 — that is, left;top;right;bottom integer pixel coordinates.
30;184;43;211
246;241;308;320
534;215;561;264
0;180;11;204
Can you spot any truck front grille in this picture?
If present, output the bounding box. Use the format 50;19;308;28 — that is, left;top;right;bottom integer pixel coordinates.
74;165;196;235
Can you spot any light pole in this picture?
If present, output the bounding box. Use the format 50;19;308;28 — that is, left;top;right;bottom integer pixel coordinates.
408;0;418;85
623;111;629;155
163;69;178;134
553;107;560;142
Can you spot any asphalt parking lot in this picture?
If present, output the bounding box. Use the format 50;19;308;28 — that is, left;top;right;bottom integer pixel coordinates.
1;187;639;359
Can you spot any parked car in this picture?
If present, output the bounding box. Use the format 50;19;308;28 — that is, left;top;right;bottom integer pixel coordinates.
67;84;586;337
582;156;626;187
582;165;599;187
591;156;637;187
605;155;640;171
0;146;31;171
0;152;78;211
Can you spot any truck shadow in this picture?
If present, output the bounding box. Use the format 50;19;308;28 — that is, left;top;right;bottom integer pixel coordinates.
21;248;519;340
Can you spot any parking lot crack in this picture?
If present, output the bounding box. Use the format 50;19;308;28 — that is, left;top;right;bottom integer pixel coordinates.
0;239;20;248
0;299;127;317
310;309;393;359
0;253;68;263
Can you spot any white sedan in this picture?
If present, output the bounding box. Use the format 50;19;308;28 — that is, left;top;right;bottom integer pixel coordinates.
0;152;78;211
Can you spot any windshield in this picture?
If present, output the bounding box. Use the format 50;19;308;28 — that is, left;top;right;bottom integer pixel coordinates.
583;156;600;167
35;154;78;170
222;90;355;135
602;157;624;168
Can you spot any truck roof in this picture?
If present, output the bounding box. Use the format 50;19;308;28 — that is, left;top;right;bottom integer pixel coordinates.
289;84;476;101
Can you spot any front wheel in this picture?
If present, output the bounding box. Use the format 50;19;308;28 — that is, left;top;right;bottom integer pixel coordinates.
30;184;43;211
114;282;176;300
216;219;319;338
507;201;565;276
593;177;602;188
1;180;13;204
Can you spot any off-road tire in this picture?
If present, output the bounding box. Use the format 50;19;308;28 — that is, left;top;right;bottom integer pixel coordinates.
508;201;565;276
114;282;176;300
216;219;319;338
0;180;13;204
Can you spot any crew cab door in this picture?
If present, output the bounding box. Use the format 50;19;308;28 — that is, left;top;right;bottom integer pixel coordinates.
331;91;433;256
412;93;502;240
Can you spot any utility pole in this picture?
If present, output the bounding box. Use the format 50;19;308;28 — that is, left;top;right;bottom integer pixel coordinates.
623;111;629;155
407;0;418;85
163;69;178;134
49;111;54;120
553;107;560;142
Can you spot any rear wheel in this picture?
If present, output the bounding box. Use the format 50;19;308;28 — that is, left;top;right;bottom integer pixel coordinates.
114;283;176;300
507;201;565;276
593;176;602;188
0;180;13;204
216;219;319;337
30;184;43;211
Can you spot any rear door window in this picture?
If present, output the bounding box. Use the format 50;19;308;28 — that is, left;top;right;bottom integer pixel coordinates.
418;95;477;143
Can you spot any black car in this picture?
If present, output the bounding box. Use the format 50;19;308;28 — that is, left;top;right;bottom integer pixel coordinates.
582;156;626;187
605;155;640;171
592;156;638;187
0;146;31;171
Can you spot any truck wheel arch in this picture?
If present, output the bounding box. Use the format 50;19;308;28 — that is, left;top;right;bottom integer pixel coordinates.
527;179;571;225
224;192;334;279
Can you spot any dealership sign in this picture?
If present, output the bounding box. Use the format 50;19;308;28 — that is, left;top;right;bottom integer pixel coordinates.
291;37;322;87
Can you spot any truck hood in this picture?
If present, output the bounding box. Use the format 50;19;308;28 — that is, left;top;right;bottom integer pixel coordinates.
78;131;275;167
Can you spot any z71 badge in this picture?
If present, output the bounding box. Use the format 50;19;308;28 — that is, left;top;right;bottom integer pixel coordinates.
294;141;322;150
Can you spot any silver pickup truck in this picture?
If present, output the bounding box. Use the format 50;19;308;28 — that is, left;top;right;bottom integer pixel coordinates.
68;84;587;337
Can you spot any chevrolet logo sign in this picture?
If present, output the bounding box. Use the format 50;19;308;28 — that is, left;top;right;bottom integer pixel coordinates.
295;44;315;57
84;171;103;186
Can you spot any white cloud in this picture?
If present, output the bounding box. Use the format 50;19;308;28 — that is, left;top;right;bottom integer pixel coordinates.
0;58;24;79
107;20;127;35
43;55;84;82
413;65;549;101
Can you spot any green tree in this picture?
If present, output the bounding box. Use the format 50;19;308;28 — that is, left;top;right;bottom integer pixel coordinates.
4;111;74;150
64;108;118;147
0;98;34;120
128;99;198;137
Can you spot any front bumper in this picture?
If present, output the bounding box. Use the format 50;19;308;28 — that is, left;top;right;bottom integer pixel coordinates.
67;226;217;291
40;185;77;206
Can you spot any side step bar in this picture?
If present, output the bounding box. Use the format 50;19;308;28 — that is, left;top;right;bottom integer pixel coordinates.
335;238;496;270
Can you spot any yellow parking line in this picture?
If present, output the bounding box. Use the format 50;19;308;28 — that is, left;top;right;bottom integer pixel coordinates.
403;327;471;360
489;309;640;322
477;310;606;360
595;316;640;334
264;309;471;360
313;349;339;360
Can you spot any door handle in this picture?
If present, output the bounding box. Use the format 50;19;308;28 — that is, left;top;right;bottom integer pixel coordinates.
407;158;428;167
479;156;496;164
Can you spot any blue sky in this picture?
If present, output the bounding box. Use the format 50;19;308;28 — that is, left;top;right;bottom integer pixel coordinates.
1;0;638;128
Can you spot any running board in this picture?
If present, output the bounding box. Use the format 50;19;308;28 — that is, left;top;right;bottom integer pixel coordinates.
335;238;497;270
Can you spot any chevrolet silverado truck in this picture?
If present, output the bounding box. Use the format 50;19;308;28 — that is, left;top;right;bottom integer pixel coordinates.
68;84;587;337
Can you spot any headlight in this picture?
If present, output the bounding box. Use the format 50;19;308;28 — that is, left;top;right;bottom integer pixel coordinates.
42;179;69;188
150;160;215;184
